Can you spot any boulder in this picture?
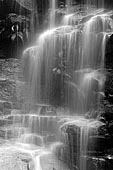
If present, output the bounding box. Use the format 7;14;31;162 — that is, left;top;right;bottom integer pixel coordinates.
60;117;112;169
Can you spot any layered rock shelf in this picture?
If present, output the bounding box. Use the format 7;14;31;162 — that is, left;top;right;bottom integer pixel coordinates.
61;117;113;170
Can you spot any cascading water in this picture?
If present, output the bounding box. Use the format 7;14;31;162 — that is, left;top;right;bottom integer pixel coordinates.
50;0;56;28
1;1;113;170
21;1;113;169
23;8;112;114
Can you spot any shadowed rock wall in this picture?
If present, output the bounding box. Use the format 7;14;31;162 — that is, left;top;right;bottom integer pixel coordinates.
0;59;24;116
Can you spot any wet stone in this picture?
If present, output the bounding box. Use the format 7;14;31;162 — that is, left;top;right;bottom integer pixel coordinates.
0;79;17;102
61;119;110;169
0;128;12;139
0;129;6;138
0;100;12;115
0;118;12;127
105;34;113;70
0;147;33;170
40;153;69;170
99;110;113;123
0;59;23;81
88;135;108;154
0;59;25;114
87;156;113;170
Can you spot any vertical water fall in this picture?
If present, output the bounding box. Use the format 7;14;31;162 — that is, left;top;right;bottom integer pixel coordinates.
1;1;113;170
21;1;113;170
23;7;112;114
50;0;56;28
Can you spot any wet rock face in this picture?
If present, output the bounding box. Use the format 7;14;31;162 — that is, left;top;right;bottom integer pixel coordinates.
105;34;113;70
87;156;113;170
105;34;113;103
0;147;34;170
61;119;113;170
0;59;25;141
0;59;24;115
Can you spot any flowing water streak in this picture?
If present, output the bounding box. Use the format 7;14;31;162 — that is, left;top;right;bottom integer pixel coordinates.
83;0;104;7
61;9;112;113
23;26;79;107
34;154;42;170
77;12;112;113
79;119;105;170
62;8;112;26
80;124;89;170
18;133;44;146
63;13;75;25
101;33;109;68
50;0;56;28
23;28;58;105
60;117;105;170
5;113;60;145
60;117;90;170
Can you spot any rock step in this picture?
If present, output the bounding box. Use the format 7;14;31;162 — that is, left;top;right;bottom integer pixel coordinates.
61;118;113;169
86;156;113;170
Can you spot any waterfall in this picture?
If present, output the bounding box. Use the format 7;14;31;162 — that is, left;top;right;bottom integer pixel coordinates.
23;7;112;114
34;155;42;170
50;0;56;28
1;1;113;170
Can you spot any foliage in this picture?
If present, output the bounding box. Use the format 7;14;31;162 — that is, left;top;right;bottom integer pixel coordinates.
0;13;30;44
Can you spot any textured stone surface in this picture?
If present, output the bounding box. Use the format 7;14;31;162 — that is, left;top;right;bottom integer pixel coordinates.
0;144;69;170
0;58;25;145
61;118;113;170
0;146;33;170
0;59;24;115
86;156;113;170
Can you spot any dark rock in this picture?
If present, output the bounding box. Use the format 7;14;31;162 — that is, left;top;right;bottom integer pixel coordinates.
108;122;113;135
40;105;56;115
3;108;11;115
105;73;113;104
104;34;113;113
97;124;108;136
0;118;12;126
99;110;113;123
88;135;113;154
0;59;24;111
87;156;113;170
0;129;6;138
105;34;113;69
3;101;12;109
61;118;111;169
